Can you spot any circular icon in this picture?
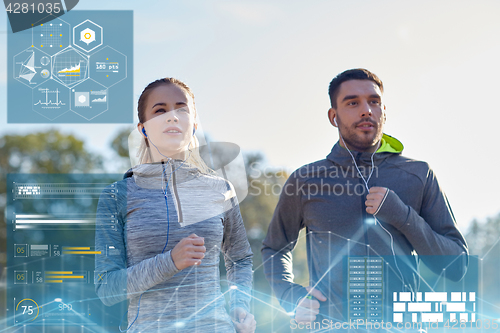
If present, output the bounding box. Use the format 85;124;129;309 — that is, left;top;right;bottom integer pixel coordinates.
16;299;40;322
40;56;50;66
41;69;50;78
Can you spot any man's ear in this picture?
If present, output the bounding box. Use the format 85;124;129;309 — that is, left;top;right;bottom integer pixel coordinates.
328;108;338;127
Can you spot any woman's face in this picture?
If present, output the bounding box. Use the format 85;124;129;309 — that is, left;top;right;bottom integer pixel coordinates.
139;84;196;161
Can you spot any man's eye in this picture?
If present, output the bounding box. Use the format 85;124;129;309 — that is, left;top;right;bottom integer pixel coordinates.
347;101;357;106
370;100;381;105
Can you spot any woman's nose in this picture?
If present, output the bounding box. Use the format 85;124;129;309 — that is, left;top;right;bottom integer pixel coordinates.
166;111;179;122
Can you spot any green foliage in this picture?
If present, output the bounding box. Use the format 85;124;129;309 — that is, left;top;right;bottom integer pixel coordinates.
111;127;132;158
0;130;104;263
0;130;103;174
238;152;310;331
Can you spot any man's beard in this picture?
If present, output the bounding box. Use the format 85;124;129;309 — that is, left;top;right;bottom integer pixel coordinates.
339;123;383;152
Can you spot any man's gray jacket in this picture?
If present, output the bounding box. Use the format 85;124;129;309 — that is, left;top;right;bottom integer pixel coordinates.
261;134;468;321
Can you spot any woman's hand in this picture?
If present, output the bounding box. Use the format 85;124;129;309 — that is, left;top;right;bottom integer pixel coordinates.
170;233;206;270
232;307;256;333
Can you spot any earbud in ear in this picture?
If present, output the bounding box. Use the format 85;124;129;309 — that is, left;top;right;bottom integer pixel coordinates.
334;118;338;126
142;128;147;137
192;127;196;136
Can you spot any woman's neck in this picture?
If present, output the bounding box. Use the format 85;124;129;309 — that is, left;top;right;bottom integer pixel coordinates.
150;149;188;163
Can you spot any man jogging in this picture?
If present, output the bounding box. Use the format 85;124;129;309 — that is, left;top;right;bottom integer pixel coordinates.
261;68;468;327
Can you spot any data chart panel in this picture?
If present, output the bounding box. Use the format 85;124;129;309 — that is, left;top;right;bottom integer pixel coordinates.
6;174;125;332
7;10;133;123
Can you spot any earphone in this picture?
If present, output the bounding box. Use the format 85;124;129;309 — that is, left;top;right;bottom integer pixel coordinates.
339;132;406;288
120;126;196;332
334;118;338;126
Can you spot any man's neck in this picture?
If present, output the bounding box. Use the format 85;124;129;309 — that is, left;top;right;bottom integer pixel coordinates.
339;139;380;154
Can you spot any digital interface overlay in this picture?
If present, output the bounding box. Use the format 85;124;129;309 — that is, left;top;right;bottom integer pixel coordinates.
7;10;133;123
345;255;479;329
6;174;125;332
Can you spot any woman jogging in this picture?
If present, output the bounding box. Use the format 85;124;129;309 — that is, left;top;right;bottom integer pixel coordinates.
95;78;256;333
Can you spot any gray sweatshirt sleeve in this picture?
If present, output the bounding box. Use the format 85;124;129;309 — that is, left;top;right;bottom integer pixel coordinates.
374;168;469;280
261;172;309;313
94;182;179;306
221;181;254;313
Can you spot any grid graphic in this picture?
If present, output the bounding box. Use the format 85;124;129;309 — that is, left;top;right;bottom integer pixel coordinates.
40;23;63;48
348;257;384;323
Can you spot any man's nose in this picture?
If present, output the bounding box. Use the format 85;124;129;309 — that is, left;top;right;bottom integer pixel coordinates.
360;102;373;117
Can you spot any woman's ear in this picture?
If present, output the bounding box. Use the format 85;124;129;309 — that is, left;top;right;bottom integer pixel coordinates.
137;123;147;138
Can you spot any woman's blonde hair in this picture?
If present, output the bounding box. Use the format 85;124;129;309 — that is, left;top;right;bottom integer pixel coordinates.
137;78;212;174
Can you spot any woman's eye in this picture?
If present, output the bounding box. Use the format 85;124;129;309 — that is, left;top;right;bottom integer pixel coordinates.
155;108;166;113
178;107;189;113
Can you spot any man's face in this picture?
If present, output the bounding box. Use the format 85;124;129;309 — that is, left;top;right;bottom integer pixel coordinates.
328;79;386;152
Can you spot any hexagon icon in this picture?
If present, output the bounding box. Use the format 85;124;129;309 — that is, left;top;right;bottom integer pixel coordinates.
51;46;89;88
80;28;96;45
71;78;108;121
13;47;52;88
89;46;128;88
73;20;103;53
32;80;71;121
31;19;71;55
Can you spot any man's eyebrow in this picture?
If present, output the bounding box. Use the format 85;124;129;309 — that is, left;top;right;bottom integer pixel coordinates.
341;94;381;103
341;95;358;102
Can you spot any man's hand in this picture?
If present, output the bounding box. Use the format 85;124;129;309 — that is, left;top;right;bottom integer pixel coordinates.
232;307;256;333
295;287;327;324
365;187;389;215
171;233;206;270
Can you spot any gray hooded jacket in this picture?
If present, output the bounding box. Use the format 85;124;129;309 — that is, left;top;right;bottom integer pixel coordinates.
95;160;253;332
262;135;468;322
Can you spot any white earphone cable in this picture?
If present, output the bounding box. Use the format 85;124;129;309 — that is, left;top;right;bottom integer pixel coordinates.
340;134;406;288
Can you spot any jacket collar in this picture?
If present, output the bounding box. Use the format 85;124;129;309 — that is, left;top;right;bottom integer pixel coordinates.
326;133;403;168
124;160;200;189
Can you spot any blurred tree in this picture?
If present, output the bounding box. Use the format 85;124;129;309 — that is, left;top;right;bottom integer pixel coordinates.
465;213;500;256
0;130;104;328
111;127;132;159
464;212;500;319
110;127;135;173
237;152;310;331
